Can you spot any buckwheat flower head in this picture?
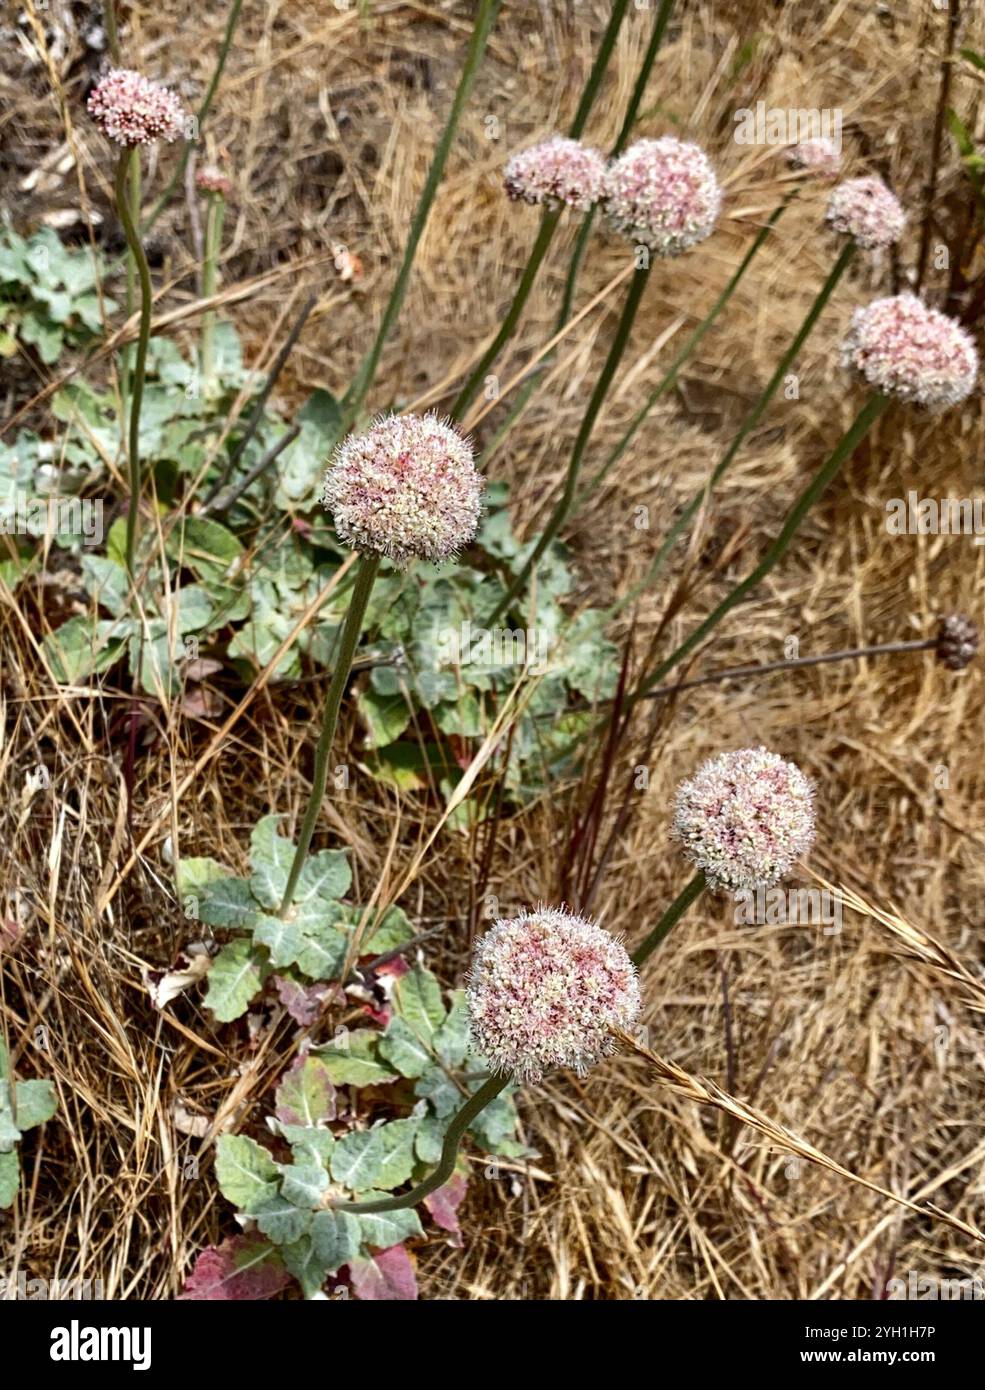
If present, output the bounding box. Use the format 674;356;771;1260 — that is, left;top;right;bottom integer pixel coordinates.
195;165;232;197
674;747;816;896
87;68;186;147
603;137;722;255
466;907;641;1084
842;293;979;410
786;137;841;180
321;412;482;565
503;136;606;212
825;176;905;250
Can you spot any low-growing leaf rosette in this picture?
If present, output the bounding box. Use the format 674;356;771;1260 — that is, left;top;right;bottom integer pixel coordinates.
199;963;528;1300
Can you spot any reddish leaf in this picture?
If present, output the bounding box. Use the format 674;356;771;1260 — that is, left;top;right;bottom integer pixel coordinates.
179;1235;290;1301
274;975;334;1026
424;1172;467;1247
348;1244;418;1301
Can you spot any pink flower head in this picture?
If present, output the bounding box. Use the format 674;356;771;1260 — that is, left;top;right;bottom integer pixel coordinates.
674;747;816;895
88;68;186;148
466;907;641;1083
195;165;232;197
825;176;905;250
842;293;979;410
603;137;722;256
786;138;841;180
503;137;606;212
321;412;483;565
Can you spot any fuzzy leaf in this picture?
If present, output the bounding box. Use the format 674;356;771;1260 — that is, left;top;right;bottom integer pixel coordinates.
249;815;296;909
392;965;446;1042
314;1031;399;1088
349;1245;418;1301
353;1205;424;1250
275;1054;337;1128
283;1210;360;1296
179;1234;289;1301
203;939;265;1021
379;1017;432;1079
0;1150;19;1209
433;989;470;1068
297;848;351;903
254;1197;312;1247
12;1079;56;1132
331;1117;419;1193
215;1134;280;1213
423;1172;467;1245
279;1161;329;1209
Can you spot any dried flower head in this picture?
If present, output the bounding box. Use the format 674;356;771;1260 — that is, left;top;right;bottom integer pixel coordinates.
321;412;482;565
825;176;905;249
842;293;979;410
503;136;606;211
87;68;186;147
603;137;722;256
674;747;816;896
937;613;979;671
786;137;841;180
466;907;641;1084
195;165;232;197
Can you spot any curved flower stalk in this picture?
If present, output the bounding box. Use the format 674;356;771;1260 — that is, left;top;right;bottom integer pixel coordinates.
276;414;483;915
630;290;978;711
631;748;816;964
489;137;724;624
451;0;674;423
583;143;852;501
336;908;640;1216
196;165;233;394
88;68;187;577
616;174;915;618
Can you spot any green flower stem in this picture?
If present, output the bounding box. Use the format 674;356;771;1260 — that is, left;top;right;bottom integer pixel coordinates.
583;199;794;501
631;872;706;966
201;191;226;392
450;205;562;421
119;149;141;431
463;0;673;428
142;0;245;235
114;150;154;578
342;0;503;426
614;239;856;616
337;1073;510;1215
489;259;652;625
635;392;891;698
278;553;381;916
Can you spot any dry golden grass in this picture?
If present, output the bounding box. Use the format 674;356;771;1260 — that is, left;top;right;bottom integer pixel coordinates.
2;0;984;1300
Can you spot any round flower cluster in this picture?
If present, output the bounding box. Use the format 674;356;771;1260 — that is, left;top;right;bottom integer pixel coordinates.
195;165;233;197
825;176;905;250
674;747;816;895
603;137;722;256
466;907;641;1084
503;136;606;212
87;68;186;147
842;293;979;410
786;137;841;180
321;412;483;565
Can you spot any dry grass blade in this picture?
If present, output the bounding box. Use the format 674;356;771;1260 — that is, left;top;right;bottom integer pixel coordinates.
613;1028;985;1244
